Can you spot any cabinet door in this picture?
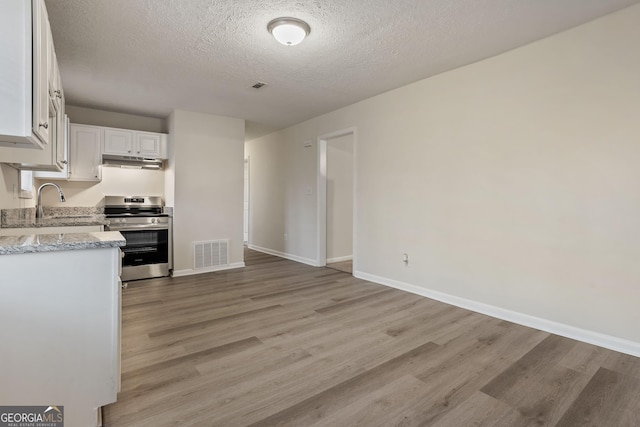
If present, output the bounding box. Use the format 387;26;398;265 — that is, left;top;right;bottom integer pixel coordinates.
35;115;68;179
48;30;65;169
134;132;161;157
32;0;50;145
69;124;102;181
50;47;65;167
104;129;134;155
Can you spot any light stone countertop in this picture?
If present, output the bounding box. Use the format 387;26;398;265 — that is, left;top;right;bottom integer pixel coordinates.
0;231;125;255
0;207;108;228
0;217;110;228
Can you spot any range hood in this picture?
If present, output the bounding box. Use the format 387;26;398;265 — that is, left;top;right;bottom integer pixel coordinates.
102;154;164;169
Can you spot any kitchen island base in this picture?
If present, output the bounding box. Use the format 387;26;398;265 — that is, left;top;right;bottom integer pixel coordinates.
0;237;123;427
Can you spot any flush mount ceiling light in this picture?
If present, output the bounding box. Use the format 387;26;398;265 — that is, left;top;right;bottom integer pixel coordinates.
267;17;311;46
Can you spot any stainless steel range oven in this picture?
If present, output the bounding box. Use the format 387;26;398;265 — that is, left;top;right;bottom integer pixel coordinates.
104;196;172;281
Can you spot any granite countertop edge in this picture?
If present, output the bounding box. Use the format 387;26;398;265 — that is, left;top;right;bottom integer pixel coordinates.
0;231;126;255
0;218;110;229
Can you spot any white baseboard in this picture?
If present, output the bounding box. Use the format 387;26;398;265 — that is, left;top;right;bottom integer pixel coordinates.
354;270;640;358
248;244;317;267
327;255;353;263
172;262;245;278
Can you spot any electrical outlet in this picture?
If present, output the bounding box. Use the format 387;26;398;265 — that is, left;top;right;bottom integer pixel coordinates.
403;253;409;266
284;233;288;241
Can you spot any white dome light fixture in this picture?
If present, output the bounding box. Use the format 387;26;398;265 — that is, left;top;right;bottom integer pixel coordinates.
267;17;311;46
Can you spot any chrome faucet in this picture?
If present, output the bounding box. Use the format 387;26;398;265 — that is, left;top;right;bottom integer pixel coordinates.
36;182;66;221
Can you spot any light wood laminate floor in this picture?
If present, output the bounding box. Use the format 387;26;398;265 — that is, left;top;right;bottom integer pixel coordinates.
104;248;640;426
326;260;353;274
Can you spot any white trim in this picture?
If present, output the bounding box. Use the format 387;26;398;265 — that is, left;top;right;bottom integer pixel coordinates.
317;127;358;269
172;262;245;277
248;244;317;267
352;129;358;274
244;156;250;243
354;270;640;358
327;255;353;263
317;138;327;267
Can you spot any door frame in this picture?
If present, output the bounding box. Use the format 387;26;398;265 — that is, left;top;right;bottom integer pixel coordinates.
244;156;250;243
316;127;357;270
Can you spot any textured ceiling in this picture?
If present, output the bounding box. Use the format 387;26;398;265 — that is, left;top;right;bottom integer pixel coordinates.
44;0;640;140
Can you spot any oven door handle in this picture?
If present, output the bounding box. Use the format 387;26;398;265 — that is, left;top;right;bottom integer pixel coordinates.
107;225;169;232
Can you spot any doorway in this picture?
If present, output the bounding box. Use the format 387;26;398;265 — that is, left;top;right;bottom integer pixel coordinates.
317;128;356;273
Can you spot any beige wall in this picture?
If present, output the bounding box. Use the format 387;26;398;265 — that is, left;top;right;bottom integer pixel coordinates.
246;129;318;262
327;134;353;261
37;167;165;206
171;110;245;273
0;164;34;209
164;116;176;208
246;4;640;349
66;105;167;133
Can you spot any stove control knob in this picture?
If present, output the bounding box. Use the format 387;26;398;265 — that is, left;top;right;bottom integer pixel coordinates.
151;218;157;224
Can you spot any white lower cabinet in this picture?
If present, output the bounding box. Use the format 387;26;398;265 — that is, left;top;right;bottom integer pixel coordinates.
0;246;121;427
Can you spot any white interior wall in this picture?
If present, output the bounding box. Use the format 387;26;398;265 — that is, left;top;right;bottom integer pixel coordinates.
326;134;353;262
0;164;34;209
37;167;165;206
171;109;245;274
66;105;166;133
246;4;640;352
246;128;318;264
164;113;176;208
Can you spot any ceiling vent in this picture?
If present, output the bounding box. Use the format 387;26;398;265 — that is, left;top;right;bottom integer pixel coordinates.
251;82;267;89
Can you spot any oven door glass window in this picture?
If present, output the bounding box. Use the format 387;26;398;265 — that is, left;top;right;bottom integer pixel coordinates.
120;229;169;266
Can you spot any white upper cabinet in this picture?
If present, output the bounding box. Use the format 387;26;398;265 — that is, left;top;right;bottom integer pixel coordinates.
0;0;41;147
49;32;65;168
37;122;111;182
103;127;167;159
103;129;134;155
135;132;162;157
35;115;69;180
69;124;102;182
0;0;65;170
32;0;50;145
